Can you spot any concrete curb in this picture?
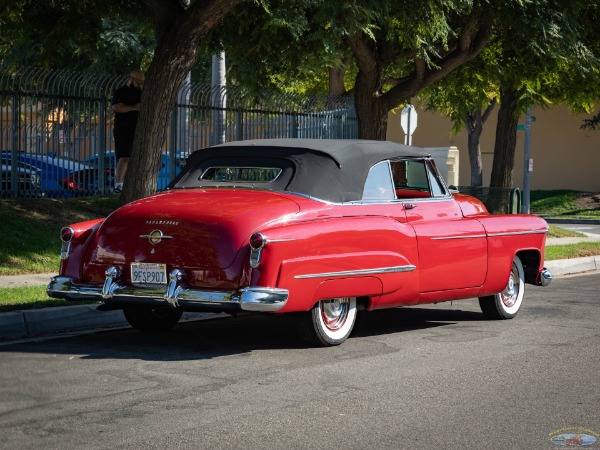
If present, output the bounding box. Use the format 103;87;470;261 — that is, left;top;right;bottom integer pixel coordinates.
0;305;223;341
0;304;127;341
544;256;600;276
544;218;600;225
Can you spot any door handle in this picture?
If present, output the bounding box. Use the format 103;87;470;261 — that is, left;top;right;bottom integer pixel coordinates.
404;203;417;210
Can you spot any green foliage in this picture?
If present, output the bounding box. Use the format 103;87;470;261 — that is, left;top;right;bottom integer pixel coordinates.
424;0;600;131
0;0;153;72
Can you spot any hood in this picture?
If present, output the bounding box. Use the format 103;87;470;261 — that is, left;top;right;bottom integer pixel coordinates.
91;189;300;270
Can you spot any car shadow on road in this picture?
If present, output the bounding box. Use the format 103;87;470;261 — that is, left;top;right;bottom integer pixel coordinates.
0;307;486;361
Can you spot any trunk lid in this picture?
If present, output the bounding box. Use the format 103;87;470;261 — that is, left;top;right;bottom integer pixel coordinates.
91;189;300;270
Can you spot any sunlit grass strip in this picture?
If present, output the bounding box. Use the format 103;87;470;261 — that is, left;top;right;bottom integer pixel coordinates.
547;225;585;238
0;286;95;312
545;242;600;261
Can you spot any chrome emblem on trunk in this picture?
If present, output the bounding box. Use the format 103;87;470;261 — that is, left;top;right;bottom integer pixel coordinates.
139;229;173;245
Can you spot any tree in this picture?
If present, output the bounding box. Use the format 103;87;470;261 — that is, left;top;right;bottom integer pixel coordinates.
423;44;500;187
1;0;245;202
210;0;495;140
121;0;244;203
489;0;600;189
423;1;600;192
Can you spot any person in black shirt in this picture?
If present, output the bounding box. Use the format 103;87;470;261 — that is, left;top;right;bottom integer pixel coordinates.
111;70;144;193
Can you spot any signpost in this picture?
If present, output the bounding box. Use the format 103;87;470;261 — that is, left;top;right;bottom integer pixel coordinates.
521;107;534;214
400;105;417;145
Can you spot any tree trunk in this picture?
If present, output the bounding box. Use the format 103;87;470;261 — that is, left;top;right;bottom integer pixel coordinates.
490;85;519;188
353;70;388;140
487;85;519;213
465;98;496;187
121;0;242;204
328;67;347;96
466;110;484;187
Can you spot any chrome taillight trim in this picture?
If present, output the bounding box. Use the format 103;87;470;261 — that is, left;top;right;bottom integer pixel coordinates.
59;227;74;260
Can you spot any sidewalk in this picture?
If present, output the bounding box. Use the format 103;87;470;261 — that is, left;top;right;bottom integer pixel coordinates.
1;235;599;341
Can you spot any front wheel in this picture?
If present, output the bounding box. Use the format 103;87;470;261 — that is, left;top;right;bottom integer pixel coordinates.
123;306;183;332
296;297;357;346
479;256;525;319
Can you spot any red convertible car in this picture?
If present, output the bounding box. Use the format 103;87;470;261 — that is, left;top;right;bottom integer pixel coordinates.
47;139;552;346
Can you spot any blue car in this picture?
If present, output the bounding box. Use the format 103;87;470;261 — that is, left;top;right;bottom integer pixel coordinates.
85;152;187;191
3;152;99;197
1;154;43;197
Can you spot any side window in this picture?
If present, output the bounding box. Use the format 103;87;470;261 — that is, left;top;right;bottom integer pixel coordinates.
390;159;431;199
362;161;395;201
426;160;447;197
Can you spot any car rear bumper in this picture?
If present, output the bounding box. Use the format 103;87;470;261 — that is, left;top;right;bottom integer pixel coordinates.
47;268;289;313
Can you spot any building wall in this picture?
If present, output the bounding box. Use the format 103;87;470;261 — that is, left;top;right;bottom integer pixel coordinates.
387;105;600;192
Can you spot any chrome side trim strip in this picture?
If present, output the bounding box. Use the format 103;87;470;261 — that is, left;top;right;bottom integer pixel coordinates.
294;265;416;279
487;229;549;237
431;229;549;240
431;234;487;240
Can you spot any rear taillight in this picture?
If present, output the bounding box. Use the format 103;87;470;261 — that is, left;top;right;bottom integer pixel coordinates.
60;227;74;242
60;227;74;259
249;233;266;268
249;232;266;250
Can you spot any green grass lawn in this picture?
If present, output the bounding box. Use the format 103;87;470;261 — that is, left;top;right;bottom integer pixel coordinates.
0;196;119;276
530;190;600;218
0;286;95;312
0;191;598;312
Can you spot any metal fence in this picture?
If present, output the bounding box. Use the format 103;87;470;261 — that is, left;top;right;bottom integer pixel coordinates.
0;65;357;198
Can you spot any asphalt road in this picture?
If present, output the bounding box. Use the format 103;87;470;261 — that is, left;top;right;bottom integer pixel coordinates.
1;273;599;450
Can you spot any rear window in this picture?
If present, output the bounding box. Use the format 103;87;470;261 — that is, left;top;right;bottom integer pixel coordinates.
200;167;282;183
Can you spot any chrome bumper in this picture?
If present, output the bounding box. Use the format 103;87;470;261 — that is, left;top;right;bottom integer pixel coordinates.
538;268;552;287
47;267;289;313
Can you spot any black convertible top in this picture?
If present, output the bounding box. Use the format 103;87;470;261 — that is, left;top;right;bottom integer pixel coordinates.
172;139;431;202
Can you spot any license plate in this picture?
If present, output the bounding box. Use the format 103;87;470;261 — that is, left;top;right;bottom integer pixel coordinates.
131;263;167;285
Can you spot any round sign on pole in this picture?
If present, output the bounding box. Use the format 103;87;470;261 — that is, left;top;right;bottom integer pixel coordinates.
400;105;417;145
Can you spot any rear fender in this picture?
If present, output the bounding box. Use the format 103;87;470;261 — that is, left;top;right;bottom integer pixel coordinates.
60;219;104;279
275;251;417;313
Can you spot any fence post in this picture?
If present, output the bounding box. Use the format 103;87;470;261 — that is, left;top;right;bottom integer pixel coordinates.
235;109;243;141
10;92;20;197
97;101;106;192
291;113;298;138
169;106;178;184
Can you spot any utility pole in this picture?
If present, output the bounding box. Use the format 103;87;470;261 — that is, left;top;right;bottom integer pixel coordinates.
522;107;533;214
211;52;226;145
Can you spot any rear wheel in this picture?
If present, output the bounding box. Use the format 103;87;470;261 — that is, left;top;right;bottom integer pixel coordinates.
296;297;357;346
123;307;183;332
479;256;525;319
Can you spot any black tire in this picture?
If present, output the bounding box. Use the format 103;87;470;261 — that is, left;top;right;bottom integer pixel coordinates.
123;306;183;332
479;256;525;320
296;297;357;346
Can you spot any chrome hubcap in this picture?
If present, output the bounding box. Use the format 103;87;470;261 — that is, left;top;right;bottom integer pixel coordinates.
320;298;349;331
500;266;519;308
